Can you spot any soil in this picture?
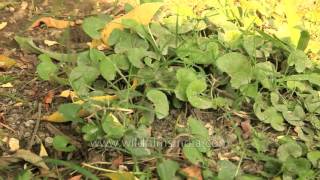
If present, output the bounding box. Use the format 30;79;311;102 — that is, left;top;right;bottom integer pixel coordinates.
0;0;119;178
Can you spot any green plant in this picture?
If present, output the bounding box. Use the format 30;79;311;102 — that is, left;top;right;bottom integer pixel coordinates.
14;1;320;179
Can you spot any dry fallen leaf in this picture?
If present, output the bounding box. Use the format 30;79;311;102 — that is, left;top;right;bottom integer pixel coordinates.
44;79;137;123
44;90;54;110
39;142;48;157
100;2;163;47
0;113;4;123
181;166;203;180
0;22;7;30
88;39;109;50
68;175;82;180
0;82;13;88
42;109;89;122
240;120;252;139
14;149;49;170
29;17;75;30
0;55;16;70
14;102;23;107
8;138;20;152
59;89;78;100
112;154;124;168
44;39;59;46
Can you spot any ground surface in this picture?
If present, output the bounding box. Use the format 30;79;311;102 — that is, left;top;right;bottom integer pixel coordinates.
0;1;249;178
0;0;320;180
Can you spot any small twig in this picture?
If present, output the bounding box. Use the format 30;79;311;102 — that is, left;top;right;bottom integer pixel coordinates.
235;151;245;177
0;122;16;132
81;162;117;173
27;103;41;150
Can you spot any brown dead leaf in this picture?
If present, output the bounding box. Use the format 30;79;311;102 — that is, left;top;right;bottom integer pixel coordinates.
181;166;203;180
0;55;16;70
29;17;75;30
68;175;82;180
14;149;49;170
112;154;124;169
44;90;54;110
240;120;252;139
100;2;163;47
0;113;4;123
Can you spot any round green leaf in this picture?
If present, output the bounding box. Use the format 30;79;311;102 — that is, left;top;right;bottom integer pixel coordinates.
69;65;100;95
127;48;146;68
157;159;179;180
82;16;110;39
216;52;253;88
36;54;58;80
58;103;82;121
53;135;76;152
277;142;302;162
186;79;212;109
174;68;197;101
102;113;125;139
146;89;169;119
287;50;312;73
182;142;204;164
99;57;117;81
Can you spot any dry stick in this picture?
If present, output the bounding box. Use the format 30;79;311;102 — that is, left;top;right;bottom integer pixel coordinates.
27;102;41;150
0;122;16;132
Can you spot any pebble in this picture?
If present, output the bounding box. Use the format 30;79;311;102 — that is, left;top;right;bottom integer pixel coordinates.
75;19;83;25
24;120;35;127
24;132;31;138
9;7;15;12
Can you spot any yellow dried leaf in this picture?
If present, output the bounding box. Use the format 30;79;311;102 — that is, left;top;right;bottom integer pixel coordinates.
29;17;75;30
59;90;78;100
89;39;109;50
44;80;137;122
101;2;163;46
8;138;20;152
0;55;16;70
43;111;66;122
14;102;23;107
42;95;117;122
59;90;71;98
39;142;48;157
0;22;7;30
44;39;59;46
0;82;13;88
